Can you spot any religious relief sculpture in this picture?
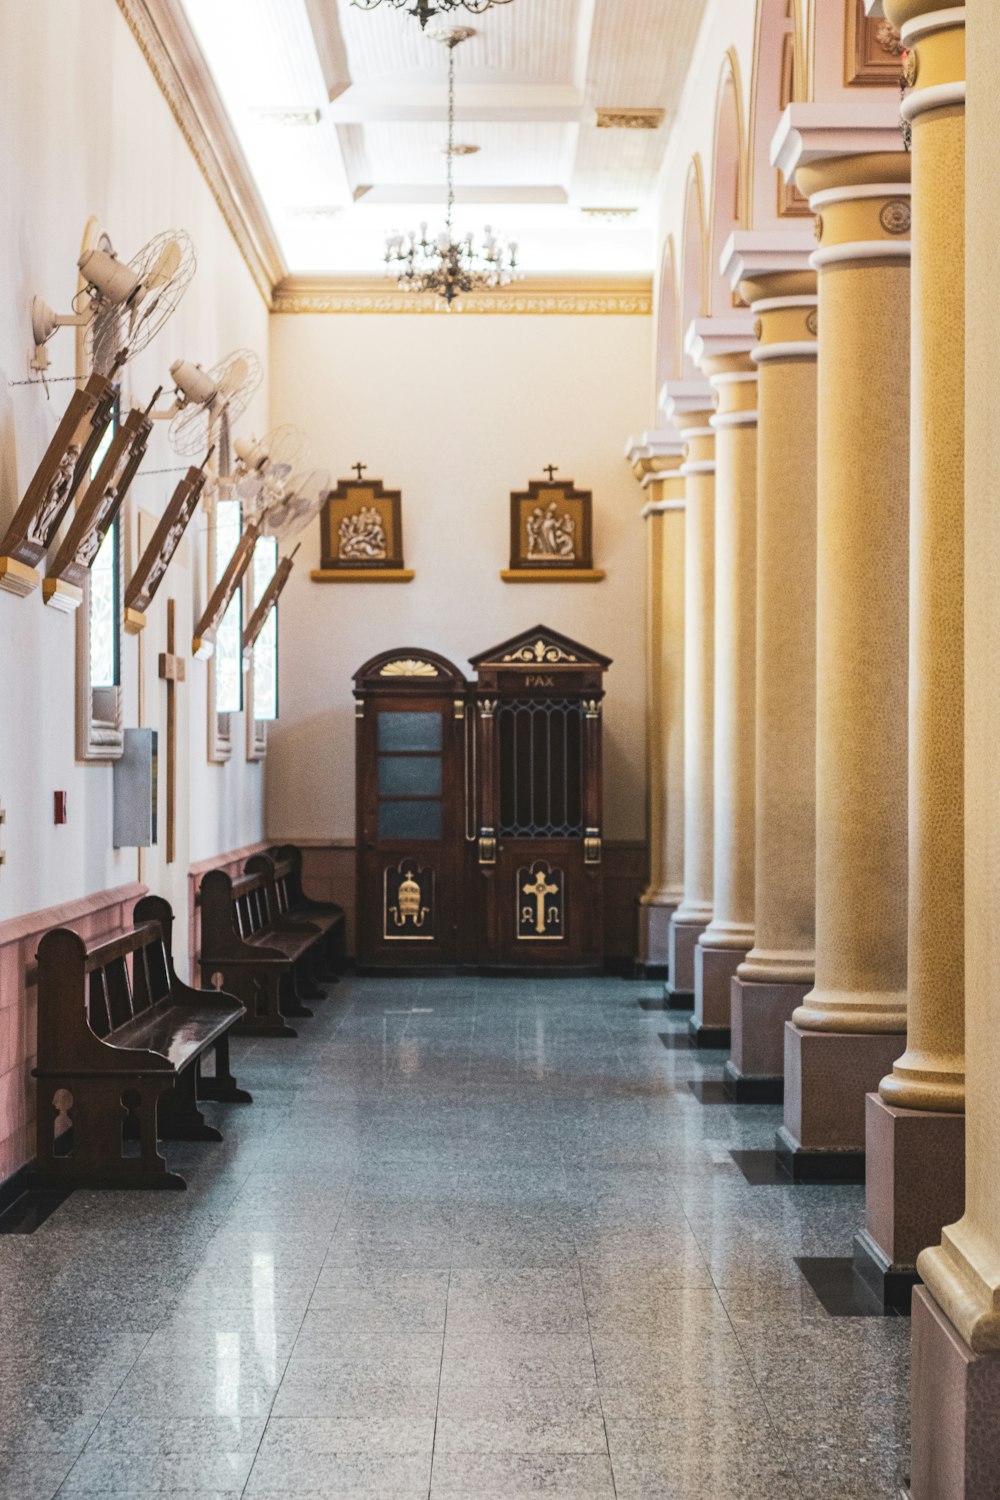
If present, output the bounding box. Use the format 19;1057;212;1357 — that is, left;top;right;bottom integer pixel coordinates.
339;505;388;561
316;467;411;580
74;483;119;567
526;500;576;560
27;445;82;547
124;462;210;632
43;400;155;610
505;471;601;580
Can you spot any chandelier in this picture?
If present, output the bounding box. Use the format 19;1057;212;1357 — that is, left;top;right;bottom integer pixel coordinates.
352;0;515;30
383;29;520;307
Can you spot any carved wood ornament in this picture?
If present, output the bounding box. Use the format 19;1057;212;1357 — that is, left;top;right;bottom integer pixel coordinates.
193;520;260;659
124;455;212;634
242;546;297;658
43;394;158;612
0;372;119;597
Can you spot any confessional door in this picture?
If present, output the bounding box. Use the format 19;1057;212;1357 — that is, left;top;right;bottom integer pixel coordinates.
354;651;468;971
470;629;610;973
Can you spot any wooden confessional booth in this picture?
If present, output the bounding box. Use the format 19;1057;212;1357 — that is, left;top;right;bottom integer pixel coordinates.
354;627;610;974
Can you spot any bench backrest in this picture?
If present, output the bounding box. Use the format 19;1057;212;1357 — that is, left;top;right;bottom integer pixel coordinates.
84;922;171;1039
200;866;281;961
245;852;296;922
36;898;181;1068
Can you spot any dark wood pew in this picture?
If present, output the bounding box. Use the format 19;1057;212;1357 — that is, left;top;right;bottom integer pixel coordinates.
199;865;323;1038
249;845;346;983
33;895;250;1190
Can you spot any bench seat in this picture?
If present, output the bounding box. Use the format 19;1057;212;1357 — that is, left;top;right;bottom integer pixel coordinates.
111;1000;243;1072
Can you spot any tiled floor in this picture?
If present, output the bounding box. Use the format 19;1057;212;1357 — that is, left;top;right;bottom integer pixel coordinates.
0;976;911;1499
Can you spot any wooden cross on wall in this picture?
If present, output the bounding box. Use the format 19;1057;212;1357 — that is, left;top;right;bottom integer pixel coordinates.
543;465;559;482
352;462;368;481
158;598;186;865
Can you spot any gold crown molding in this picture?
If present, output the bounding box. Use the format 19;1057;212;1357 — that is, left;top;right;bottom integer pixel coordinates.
272;275;653;316
114;0;286;308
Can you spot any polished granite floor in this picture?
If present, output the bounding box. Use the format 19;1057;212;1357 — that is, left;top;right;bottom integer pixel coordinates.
0;976;911;1499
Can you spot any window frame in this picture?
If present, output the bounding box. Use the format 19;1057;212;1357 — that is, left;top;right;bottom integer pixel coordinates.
76;390;125;764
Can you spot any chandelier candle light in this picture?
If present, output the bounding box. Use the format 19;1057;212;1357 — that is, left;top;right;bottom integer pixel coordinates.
384;28;520;308
353;0;514;30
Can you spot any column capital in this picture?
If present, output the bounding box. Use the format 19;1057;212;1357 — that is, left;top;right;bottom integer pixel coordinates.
625;429;685;482
718;229;817;291
659;378;715;430
771;102;908;185
684;315;757;371
890;2;965;121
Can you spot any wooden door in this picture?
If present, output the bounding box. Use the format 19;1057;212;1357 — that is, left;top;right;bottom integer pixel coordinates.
469;627;610;974
354;651;468;971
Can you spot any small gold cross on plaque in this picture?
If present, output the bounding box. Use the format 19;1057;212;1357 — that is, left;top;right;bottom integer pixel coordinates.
523;869;558;935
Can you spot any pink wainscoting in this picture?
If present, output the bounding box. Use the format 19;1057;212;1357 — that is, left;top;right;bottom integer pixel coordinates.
0;882;147;1185
188;840;270;982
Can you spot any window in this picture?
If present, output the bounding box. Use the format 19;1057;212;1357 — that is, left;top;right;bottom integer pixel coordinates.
214;496;243;715
376;710;444;842
76;397;124;761
251;536;278;722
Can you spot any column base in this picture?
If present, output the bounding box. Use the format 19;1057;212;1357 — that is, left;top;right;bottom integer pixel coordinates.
726;976;810;1102
774;1124;866;1183
692;941;745;1045
688;1015;731;1048
723;1060;782;1103
665;917;707;1007
637;899;677;976
911;1285;1000;1500
859;1092;965;1307
853;1228;919;1312
782;1020;905;1154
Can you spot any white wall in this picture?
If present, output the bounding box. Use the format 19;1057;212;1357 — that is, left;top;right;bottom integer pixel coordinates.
0;0;270;941
266;310;652;845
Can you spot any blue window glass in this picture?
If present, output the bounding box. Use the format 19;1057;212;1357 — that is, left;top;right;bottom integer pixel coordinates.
378;800;442;841
378;756;442;797
378;711;442;753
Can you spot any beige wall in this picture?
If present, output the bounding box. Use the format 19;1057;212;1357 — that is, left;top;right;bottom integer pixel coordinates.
0;0;270;946
265;310;652;845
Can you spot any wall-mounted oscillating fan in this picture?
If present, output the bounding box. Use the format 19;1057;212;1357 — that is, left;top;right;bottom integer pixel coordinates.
258;468;331;544
232;425;309;520
166;348;262;463
31;229;196;375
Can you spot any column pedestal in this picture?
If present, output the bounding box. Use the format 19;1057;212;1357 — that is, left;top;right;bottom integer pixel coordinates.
776;1023;905;1182
853;1093;965;1311
725;977;810;1101
665;916;704;1009
910;1286;1000;1500
690;943;736;1046
638;896;676;978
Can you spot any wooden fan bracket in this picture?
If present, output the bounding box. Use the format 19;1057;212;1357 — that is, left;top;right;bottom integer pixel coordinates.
43;399;156;611
0;372;117;598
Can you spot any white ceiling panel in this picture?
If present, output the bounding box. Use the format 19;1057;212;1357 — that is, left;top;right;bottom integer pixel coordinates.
179;0;709;274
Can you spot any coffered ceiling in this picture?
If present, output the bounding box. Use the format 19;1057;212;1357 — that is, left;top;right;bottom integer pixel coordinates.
176;0;707;277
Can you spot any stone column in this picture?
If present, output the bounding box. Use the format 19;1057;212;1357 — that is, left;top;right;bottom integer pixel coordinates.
687;317;758;1047
716;232;820;1101
851;0;969;1312
905;3;1000;1491
627;432;686;977
771;103;911;1179
662;380;717;1007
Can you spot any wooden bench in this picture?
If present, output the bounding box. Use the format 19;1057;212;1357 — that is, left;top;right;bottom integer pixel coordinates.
33;895;250;1191
199;865;324;1038
251;845;346;983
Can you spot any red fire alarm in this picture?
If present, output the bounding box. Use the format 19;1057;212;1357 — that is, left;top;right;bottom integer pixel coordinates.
53;791;67;825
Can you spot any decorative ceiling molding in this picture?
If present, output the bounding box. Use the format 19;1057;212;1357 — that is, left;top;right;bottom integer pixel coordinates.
114;0;287;307
272;274;653;316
